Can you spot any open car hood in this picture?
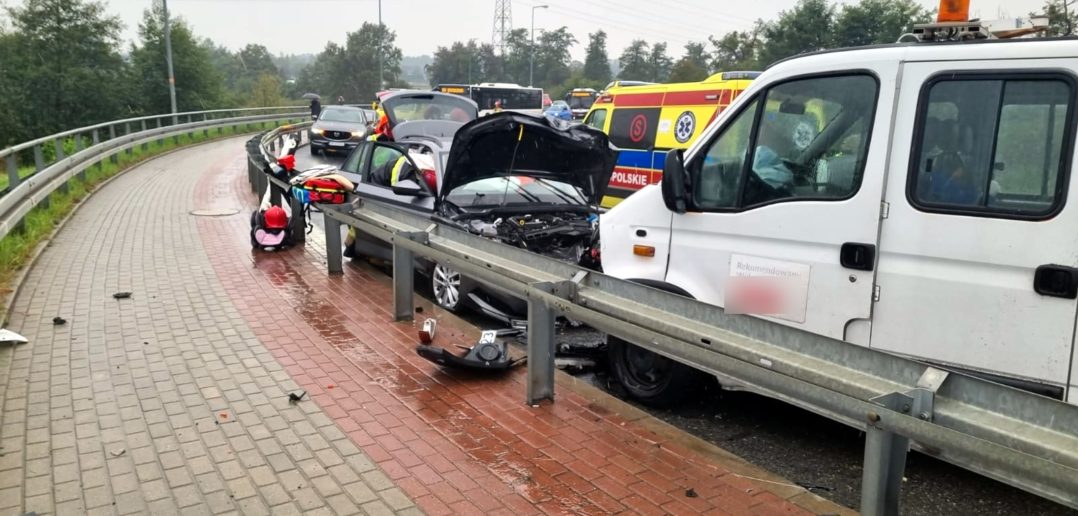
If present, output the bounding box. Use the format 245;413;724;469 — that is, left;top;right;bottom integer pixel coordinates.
438;113;618;206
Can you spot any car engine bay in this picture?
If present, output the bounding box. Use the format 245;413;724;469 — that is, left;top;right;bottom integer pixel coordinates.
457;212;599;266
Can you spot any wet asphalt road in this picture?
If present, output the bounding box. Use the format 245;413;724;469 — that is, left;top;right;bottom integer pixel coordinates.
290;145;1075;515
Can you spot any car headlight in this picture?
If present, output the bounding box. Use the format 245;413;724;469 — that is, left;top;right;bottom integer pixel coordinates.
311;128;324;135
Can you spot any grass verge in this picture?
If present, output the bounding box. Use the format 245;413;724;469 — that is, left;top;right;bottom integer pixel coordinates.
0;120;291;302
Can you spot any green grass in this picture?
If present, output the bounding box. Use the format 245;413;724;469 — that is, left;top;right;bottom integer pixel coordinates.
0;119;295;297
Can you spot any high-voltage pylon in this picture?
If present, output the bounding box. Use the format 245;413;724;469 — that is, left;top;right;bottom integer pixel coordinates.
492;0;513;55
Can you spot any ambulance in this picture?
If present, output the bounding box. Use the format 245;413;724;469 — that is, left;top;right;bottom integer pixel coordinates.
582;72;760;207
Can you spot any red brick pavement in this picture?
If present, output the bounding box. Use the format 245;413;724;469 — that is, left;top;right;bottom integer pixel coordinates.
194;153;842;515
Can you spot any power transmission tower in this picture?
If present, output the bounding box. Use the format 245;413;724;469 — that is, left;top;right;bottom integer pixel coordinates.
492;0;513;55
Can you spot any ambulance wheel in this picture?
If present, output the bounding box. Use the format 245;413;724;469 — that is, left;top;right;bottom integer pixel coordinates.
608;335;699;407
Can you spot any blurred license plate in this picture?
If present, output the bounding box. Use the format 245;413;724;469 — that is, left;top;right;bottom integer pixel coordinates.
329;141;345;147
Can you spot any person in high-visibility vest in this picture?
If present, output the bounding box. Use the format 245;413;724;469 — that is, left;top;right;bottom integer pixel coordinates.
367;113;392;142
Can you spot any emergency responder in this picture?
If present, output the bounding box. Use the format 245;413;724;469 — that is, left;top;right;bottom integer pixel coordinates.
367;113;392;142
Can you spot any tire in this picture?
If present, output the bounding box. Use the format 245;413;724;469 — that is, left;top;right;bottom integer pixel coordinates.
608;335;701;407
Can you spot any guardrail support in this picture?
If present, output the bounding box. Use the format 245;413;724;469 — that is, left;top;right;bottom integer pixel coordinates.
860;393;912;516
74;133;82;153
33;145;43;172
860;368;944;516
141;121;148;151
109;126;118;164
6;154;18;190
289;194;305;243
54;138;65;162
392;232;428;321
527;281;559;405
124;123;132;156
325;213;344;275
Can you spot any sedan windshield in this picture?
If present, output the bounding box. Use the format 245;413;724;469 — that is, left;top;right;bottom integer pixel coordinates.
445;176;587;207
319;109;366;124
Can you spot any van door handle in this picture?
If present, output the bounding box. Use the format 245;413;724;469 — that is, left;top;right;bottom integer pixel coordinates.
840;243;875;271
1034;264;1078;299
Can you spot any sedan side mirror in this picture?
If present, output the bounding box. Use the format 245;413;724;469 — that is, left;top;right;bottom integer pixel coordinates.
392;179;428;197
661;149;689;214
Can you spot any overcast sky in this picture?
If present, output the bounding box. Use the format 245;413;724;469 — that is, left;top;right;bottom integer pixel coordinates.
10;0;1053;62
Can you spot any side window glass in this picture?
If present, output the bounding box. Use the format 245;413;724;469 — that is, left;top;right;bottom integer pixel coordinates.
585;109;607;130
693;99;757;209
911;77;1073;217
366;145;405;187
743;75;877;207
341;144;366;174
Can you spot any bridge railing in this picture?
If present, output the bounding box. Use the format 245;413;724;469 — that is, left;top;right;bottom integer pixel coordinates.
0;107;308;241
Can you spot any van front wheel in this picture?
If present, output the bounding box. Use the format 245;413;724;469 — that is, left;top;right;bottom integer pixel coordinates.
608;336;699;407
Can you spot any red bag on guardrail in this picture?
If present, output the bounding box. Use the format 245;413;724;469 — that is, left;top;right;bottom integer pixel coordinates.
301;177;347;204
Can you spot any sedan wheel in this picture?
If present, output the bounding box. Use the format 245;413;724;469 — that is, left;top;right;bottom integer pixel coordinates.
432;264;463;311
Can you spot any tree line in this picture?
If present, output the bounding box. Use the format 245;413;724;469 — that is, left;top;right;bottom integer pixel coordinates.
0;0;299;147
427;0;1076;99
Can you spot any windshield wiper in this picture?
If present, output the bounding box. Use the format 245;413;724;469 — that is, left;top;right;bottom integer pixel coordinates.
533;178;585;206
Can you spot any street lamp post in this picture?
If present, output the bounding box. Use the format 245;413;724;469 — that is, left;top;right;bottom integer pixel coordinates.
378;0;384;90
161;0;178;122
529;5;548;87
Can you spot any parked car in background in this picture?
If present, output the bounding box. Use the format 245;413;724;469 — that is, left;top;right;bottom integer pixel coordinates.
309;106;371;154
544;100;573;121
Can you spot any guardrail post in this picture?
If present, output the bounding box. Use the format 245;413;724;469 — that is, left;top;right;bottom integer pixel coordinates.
54;137;65;162
203;114;209;138
325;211;344;275
860;393;911;516
392;233;425;321
6;154;18;190
526;281;558;405
124;123;132;156
74;132;83;153
289;194;305;243
156;118;164;146
141;120;148;151
33;144;44;172
109;125;118;164
186;115;193;141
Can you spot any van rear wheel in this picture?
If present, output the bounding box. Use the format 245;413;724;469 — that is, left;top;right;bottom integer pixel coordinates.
608;335;699;407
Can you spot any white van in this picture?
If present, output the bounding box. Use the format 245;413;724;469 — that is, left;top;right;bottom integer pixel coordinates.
600;34;1078;406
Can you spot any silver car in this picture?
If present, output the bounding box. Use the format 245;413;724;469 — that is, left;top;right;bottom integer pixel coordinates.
309;106;370;154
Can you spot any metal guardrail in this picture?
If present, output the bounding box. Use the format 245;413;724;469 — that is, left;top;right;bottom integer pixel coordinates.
0;108;307;241
251;124;1078;514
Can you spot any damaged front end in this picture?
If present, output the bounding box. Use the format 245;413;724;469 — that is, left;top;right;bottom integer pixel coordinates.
434;113;616;271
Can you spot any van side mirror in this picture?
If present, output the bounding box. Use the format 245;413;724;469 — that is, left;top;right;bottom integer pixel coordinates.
392;179;427;197
661;149;689;214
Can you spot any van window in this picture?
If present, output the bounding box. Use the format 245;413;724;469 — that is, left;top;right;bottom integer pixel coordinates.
585;109;607;131
909;75;1074;218
690;74;878;210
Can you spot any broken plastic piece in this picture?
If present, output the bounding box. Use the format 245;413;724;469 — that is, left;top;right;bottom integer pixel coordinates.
685;488;698;498
418;318;437;344
287;391;307;404
112;292;132;299
110;448;126;457
416;330;519;371
52;317;66;326
0;329;28;345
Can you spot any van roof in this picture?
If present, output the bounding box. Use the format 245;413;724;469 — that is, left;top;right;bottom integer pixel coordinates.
767;37;1078;73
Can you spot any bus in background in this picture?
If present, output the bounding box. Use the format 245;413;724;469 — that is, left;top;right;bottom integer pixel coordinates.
564;88;598;120
434;83;544;117
583;71;761;208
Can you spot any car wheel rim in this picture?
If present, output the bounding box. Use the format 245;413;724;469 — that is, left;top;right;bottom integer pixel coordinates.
433;264;462;309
